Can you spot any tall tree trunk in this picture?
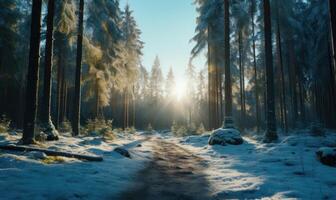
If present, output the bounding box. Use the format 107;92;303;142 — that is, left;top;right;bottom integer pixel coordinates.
22;0;43;144
95;81;100;119
132;86;136;128
288;44;298;126
207;25;214;129
223;0;234;128
238;31;245;129
275;3;288;133
41;0;58;140
60;71;66;122
263;0;277;142
56;52;62;128
330;0;336;72
73;0;84;136
250;0;260;132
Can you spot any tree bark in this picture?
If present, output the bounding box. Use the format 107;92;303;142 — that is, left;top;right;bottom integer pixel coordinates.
330;0;336;73
275;3;288;133
263;0;277;142
22;0;43;145
73;0;84;136
238;31;245;130
223;0;234;128
41;0;59;140
250;0;260;132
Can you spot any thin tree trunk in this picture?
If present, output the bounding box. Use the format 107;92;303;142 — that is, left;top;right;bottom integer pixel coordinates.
275;3;288;132
41;0;58;140
330;0;336;75
22;0;43;144
207;27;211;129
132;86;136;128
263;0;277;142
251;0;260;132
73;0;84;136
41;0;55;124
63;82;68;120
95;81;100;119
238;31;244;129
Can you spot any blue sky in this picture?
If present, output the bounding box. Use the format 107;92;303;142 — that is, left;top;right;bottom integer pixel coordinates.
120;0;206;81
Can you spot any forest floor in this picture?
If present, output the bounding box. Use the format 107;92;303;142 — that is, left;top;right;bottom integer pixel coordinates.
0;130;336;199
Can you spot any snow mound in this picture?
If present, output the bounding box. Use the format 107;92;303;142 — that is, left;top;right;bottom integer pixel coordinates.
208;128;243;146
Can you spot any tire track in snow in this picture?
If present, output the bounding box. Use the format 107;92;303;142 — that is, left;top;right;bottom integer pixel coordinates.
119;137;212;200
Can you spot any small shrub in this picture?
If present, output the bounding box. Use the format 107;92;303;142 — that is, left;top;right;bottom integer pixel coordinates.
83;118;115;140
177;126;188;136
147;123;153;132
197;123;206;134
59;119;73;133
171;121;178;134
0;115;11;133
171;122;201;137
125;126;136;134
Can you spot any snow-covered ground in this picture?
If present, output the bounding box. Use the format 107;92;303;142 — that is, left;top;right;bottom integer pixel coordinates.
0;130;335;199
173;131;336;199
0;132;152;200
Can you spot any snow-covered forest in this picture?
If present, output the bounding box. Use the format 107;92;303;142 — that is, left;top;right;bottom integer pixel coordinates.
0;0;336;199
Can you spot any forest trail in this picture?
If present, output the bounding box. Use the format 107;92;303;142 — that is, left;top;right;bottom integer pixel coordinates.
119;137;213;200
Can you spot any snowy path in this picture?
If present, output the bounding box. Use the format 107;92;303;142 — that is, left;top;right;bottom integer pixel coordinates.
119;137;213;200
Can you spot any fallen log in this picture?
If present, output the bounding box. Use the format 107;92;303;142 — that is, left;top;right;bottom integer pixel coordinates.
0;144;103;162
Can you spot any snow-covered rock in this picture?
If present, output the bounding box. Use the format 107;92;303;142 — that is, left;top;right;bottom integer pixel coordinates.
208;128;243;146
316;147;336;167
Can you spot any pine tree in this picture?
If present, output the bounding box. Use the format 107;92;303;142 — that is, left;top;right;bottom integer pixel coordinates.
223;0;234;129
263;0;278;142
186;60;197;125
149;56;163;100
330;0;336;72
0;0;20;122
72;0;84;136
54;0;77;128
165;67;176;98
41;0;59;140
22;0;43;144
250;0;261;132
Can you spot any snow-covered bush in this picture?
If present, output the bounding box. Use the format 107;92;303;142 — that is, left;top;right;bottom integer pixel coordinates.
0;115;11;134
83;118;115;140
208;128;243;146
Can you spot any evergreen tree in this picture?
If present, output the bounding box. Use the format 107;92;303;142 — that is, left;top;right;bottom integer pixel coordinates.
149;56;163;100
263;0;277;142
165;67;176;98
22;0;43;144
0;0;20;122
72;0;84;136
41;0;59;140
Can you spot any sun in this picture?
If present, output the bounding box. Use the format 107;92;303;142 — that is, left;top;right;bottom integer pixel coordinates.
174;79;187;101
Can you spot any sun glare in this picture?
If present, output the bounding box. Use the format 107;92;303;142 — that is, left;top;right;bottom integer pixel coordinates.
174;79;187;101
